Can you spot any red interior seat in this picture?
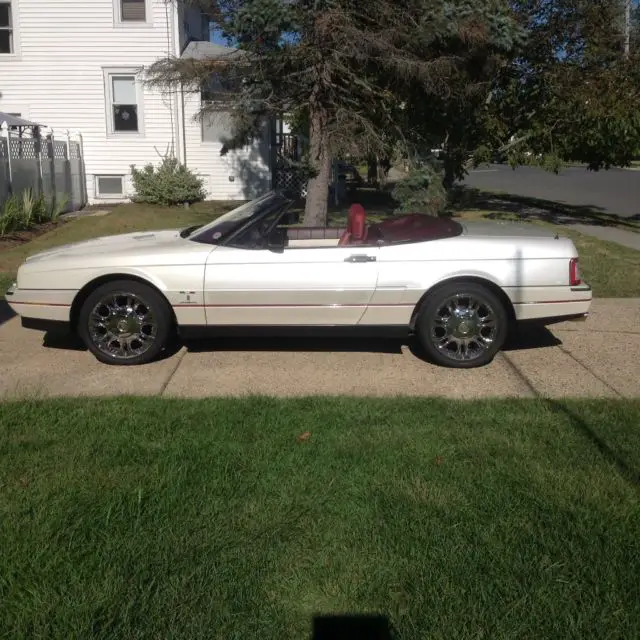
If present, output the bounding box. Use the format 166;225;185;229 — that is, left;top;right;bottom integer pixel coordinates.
338;204;367;246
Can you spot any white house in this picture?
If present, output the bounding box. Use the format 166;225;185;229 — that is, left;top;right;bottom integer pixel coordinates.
0;0;272;203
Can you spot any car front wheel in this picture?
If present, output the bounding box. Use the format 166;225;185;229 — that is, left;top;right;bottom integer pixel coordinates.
415;282;509;368
78;280;173;366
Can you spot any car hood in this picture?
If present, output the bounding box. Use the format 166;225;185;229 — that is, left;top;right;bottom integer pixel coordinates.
461;220;558;239
24;229;184;263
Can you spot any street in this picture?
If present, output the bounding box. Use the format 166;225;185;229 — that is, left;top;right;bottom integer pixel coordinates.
464;164;640;219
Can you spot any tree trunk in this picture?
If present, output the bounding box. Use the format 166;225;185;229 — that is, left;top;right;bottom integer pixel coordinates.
304;106;332;227
443;161;456;191
376;155;387;188
624;0;631;58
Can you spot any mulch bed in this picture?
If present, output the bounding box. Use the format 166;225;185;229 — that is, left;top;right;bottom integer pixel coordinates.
0;220;64;251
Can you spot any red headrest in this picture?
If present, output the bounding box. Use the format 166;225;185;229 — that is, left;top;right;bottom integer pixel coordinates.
347;204;366;240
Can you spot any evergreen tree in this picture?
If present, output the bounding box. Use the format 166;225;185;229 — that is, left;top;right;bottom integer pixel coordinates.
148;0;522;225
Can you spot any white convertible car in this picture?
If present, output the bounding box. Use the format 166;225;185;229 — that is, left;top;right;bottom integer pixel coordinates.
5;191;592;368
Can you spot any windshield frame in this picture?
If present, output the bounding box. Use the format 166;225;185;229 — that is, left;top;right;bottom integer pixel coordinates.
185;192;292;246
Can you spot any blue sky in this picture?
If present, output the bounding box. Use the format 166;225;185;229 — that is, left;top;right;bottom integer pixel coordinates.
210;25;229;46
209;24;298;46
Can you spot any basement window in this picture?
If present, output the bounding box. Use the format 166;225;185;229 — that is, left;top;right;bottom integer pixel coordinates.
96;176;125;198
122;0;145;21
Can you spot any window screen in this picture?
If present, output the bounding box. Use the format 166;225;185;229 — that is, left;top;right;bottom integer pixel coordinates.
121;0;145;21
96;176;124;196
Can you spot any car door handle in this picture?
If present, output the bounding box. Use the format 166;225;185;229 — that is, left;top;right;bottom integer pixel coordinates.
345;254;376;263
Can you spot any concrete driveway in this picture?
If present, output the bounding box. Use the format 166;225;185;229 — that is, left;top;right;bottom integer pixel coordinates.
0;299;637;399
464;164;640;219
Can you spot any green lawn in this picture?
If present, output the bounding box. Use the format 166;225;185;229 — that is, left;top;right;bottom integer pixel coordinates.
1;397;639;639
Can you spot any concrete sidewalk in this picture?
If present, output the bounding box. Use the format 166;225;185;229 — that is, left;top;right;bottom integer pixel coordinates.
0;298;637;400
568;224;640;252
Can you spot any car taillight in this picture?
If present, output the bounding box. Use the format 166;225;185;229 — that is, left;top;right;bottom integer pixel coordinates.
569;258;582;286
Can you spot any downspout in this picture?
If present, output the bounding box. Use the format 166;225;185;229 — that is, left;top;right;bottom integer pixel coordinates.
170;1;186;165
180;81;187;165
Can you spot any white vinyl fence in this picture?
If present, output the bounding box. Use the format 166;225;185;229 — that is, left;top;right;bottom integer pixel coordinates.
0;122;87;213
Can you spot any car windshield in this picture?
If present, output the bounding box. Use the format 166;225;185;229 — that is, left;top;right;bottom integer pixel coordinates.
181;193;279;241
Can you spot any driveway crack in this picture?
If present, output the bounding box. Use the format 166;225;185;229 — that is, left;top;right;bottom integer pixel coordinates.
159;347;187;397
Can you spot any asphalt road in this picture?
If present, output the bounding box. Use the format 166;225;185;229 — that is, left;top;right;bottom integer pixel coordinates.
463;164;640;219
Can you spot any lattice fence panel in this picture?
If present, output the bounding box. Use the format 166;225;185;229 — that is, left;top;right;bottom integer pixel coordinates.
53;140;68;159
273;167;308;197
8;138;38;159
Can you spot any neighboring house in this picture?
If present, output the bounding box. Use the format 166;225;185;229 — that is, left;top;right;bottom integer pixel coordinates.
0;0;272;203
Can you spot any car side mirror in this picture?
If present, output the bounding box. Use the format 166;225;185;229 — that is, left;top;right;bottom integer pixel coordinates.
267;228;287;253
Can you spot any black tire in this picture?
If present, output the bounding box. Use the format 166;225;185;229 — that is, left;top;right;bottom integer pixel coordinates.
415;282;509;369
78;279;173;366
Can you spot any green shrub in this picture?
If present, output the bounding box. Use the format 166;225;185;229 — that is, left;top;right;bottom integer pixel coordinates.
130;157;206;206
0;194;21;236
391;160;447;216
21;189;36;228
0;189;66;237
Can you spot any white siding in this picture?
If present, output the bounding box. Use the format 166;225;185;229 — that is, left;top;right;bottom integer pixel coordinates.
182;90;272;201
0;0;182;203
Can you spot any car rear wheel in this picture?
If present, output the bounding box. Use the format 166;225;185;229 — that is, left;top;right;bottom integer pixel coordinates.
78;280;173;366
415;282;509;368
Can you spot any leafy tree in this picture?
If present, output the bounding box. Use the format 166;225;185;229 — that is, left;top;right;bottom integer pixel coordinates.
479;0;640;171
148;0;523;225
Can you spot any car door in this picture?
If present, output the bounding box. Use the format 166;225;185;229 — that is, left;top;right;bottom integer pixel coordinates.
204;244;380;326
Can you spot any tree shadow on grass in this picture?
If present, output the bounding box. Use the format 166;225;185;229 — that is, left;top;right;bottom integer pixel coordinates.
502;353;640;489
449;186;640;232
550;400;640;488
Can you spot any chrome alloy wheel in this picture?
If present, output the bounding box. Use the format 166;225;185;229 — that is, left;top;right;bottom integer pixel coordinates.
429;293;498;362
88;292;157;361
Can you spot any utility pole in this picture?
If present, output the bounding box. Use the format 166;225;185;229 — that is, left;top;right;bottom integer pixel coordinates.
624;0;631;58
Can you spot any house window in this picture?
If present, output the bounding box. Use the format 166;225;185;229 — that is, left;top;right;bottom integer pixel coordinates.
0;1;13;54
103;69;144;135
120;0;145;22
111;76;138;131
96;175;125;198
